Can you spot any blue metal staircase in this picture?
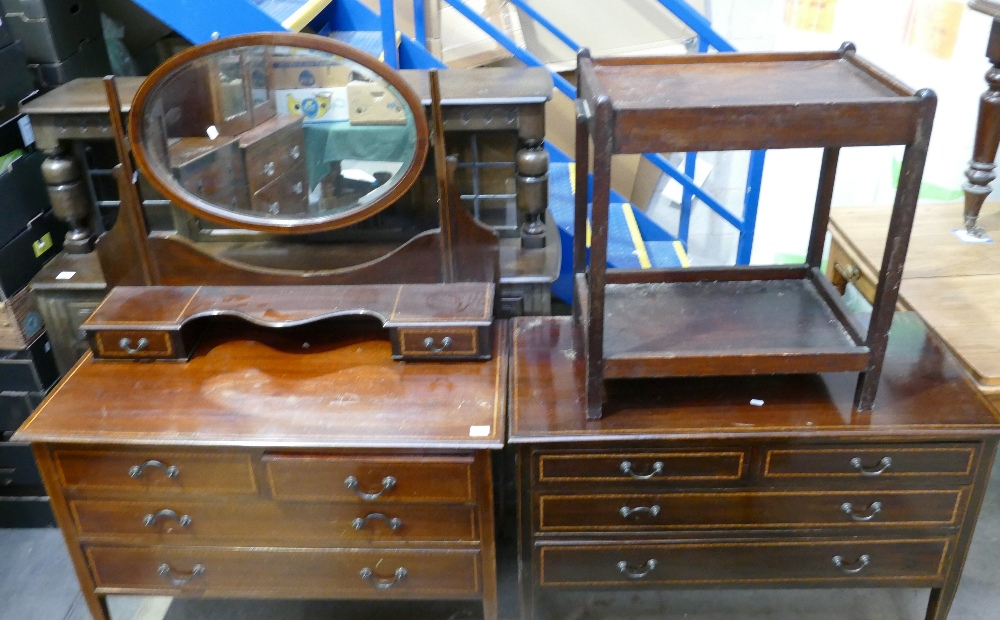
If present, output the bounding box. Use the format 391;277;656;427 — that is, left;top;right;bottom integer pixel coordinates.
128;0;756;301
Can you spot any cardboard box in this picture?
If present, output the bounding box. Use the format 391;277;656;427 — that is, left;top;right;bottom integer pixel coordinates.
0;12;13;48
0;211;66;297
0;117;49;247
271;59;351;89
0;286;43;350
0;390;43;432
0;331;57;391
0;41;35;125
0;0;102;63
276;87;349;123
29;35;111;89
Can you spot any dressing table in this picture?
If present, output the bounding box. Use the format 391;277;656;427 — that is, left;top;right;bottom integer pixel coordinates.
15;33;506;620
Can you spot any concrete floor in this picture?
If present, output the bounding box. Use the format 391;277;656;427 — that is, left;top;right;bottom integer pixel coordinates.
2;449;1000;620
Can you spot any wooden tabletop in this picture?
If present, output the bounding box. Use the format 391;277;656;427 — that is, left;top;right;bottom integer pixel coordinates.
509;315;1000;443
829;201;1000;391
15;321;507;449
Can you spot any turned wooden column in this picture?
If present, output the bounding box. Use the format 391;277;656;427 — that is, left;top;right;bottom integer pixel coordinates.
965;2;1000;236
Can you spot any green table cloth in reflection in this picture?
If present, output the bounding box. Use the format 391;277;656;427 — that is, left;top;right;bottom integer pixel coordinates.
303;122;416;189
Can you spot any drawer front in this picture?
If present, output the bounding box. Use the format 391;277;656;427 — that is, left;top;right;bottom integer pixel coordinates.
537;490;964;532
244;127;304;193
764;446;976;482
265;454;475;503
538;539;949;587
250;162;308;216
71;500;478;544
537;450;747;485
53;450;258;495
87;546;481;597
0;443;42;487
91;330;174;359
394;327;483;358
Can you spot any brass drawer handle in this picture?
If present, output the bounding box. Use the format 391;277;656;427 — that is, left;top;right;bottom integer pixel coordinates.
620;460;664;480
129;460;180;480
344;475;396;500
359;566;407;590
119;337;149;354
157;563;205;586
619;505;661;519
850;456;892;477
144;509;192;528
834;261;861;282
841;501;882;522
423;336;452;352
832;554;870;574
617;559;658;579
353;512;403;531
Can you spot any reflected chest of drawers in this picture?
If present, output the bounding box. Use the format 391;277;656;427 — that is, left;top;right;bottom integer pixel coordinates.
509;315;1000;620
15;323;507;620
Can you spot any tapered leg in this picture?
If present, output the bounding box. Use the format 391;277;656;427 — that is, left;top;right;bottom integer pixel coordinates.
964;19;1000;237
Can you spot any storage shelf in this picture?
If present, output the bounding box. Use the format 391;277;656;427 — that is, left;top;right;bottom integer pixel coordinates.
601;275;869;379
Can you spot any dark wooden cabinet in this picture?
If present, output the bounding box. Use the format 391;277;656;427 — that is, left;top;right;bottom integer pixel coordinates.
17;322;507;620
510;314;1000;620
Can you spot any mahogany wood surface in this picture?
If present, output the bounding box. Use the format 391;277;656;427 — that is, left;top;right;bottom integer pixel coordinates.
510;315;999;441
536;539;949;587
85;283;493;329
535;490;964;532
512;314;1000;620
573;45;935;417
581;48;924;153
16;321;507;449
70;499;480;545
86;546;482;598
600;278;868;378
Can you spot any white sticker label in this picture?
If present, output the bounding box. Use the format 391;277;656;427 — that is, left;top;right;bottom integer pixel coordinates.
469;425;491;437
749;399;764;406
952;228;993;244
17;116;34;147
55;271;76;280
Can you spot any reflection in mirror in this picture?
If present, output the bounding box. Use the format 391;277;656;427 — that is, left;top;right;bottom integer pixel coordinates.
133;39;425;233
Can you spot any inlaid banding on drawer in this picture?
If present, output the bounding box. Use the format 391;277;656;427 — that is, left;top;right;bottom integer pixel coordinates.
537;490;964;532
395;327;481;357
264;454;475;502
537;451;746;483
86;546;482;597
538;539;950;587
53;451;257;495
764;446;976;480
92;331;173;359
70;500;479;544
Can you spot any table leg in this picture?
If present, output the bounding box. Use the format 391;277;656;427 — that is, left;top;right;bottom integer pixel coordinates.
964;19;1000;237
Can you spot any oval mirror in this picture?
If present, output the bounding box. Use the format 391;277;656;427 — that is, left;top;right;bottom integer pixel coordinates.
129;33;429;234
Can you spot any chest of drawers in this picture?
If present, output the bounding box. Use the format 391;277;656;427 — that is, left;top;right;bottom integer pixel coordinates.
16;322;507;619
510;315;1000;620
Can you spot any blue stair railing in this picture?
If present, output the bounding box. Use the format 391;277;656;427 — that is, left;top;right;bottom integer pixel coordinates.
127;0;762;289
424;0;766;265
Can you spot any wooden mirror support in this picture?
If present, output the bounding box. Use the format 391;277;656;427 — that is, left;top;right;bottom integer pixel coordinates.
88;33;499;362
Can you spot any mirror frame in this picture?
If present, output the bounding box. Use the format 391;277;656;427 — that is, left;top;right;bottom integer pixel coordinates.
129;32;430;235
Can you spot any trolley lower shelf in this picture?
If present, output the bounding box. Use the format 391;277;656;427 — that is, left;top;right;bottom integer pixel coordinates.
590;265;870;379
